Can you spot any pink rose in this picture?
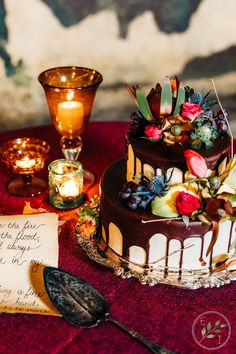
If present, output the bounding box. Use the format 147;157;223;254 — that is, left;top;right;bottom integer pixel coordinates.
176;191;201;216
181;102;202;121
145;125;162;141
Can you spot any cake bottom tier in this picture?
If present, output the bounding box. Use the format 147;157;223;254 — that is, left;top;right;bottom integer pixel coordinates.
99;159;236;273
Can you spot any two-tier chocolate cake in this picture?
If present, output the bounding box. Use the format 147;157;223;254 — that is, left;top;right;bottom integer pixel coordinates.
99;77;236;276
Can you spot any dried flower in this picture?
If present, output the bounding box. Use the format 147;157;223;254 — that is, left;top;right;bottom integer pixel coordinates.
205;198;233;222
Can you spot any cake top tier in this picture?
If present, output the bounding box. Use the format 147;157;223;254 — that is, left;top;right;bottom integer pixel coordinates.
120;77;236;252
126;76;231;152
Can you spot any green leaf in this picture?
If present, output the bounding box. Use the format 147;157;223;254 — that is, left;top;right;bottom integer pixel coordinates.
173;81;185;115
160;77;172;116
207;334;215;339
214;329;221;333
207;322;212;331
215;320;220;326
201;327;206;337
182;215;189;228
220;323;228;328
136;86;155;122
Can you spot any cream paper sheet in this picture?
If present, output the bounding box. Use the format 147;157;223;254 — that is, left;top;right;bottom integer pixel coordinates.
0;213;60;315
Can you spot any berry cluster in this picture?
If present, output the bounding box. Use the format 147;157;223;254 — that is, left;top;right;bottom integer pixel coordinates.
120;171;172;210
120;181;153;209
214;110;229;133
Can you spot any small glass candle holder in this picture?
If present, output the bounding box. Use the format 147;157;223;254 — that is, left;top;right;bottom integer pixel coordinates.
48;159;84;209
0;137;50;197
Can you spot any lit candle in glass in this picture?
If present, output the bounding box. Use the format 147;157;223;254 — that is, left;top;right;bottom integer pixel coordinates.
16;157;36;169
57;101;84;134
59;180;80;199
48;159;84;209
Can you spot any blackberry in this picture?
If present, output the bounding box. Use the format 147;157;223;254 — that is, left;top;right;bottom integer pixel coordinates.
128;111;146;136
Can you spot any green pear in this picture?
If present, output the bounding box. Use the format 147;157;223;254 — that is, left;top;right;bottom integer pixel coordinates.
218;155;236;192
151;185;187;218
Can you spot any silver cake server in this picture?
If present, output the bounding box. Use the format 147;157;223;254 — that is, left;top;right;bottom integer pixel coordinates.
43;267;176;354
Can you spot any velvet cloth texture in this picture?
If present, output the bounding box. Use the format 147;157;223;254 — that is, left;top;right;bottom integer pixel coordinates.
0;122;235;354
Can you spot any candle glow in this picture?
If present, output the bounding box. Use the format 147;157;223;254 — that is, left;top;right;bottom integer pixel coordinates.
57;101;84;133
59;180;80;199
16;157;36;169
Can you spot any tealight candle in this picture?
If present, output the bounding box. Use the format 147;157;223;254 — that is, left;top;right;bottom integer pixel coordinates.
59;180;80;199
48;159;83;209
16;157;36;169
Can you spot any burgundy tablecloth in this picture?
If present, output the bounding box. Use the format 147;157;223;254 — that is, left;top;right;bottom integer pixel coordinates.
0;122;235;354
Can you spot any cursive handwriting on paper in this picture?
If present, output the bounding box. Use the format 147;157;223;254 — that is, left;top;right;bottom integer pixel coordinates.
0;220;45;266
0;213;60;315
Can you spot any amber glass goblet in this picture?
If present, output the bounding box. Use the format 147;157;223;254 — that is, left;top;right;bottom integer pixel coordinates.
0;138;50;197
38;66;103;165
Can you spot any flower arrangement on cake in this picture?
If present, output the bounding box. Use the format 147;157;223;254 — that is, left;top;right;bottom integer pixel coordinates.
126;76;230;149
121;77;236;261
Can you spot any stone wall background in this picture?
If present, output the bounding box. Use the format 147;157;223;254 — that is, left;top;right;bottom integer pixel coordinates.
0;0;236;134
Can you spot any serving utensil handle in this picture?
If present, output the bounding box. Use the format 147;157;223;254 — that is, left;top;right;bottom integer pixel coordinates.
106;316;176;354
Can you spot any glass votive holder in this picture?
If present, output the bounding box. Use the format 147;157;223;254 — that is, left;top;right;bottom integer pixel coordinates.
48;159;84;209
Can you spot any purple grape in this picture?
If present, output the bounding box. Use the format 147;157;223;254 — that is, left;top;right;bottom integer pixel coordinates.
216;110;229;121
130;195;142;204
128;111;146;136
217;120;228;133
127;201;138;209
204;109;213;119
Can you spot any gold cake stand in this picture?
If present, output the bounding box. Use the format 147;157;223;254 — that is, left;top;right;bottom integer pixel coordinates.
76;231;236;290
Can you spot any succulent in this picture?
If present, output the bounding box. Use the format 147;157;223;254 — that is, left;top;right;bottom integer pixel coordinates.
126;76;185;122
125;83;154;122
190;116;220;149
171;124;182;136
126;78;228;149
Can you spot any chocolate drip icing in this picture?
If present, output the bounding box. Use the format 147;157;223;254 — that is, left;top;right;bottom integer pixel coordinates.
126;133;231;177
100;159;213;271
100;130;232;272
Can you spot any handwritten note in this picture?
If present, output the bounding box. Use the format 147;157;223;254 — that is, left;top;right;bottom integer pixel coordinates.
0;213;60;316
